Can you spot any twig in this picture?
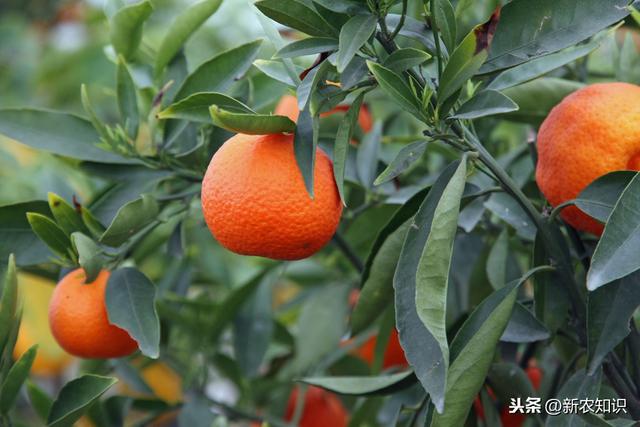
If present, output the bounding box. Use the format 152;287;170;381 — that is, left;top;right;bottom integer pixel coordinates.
332;233;364;273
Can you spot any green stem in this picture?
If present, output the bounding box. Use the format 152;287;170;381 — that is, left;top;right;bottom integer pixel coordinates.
429;0;444;78
389;0;408;40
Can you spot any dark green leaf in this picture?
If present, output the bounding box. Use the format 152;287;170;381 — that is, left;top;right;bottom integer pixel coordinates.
81;207;107;239
275;37;339;58
337;14;377;72
301;371;414;395
502;77;584;125
356;122;381;189
312;0;368;14
341;56;368;90
481;0;629;73
48;375;117;427
297;60;331;112
255;0;338;37
106;268;160;358
415;157;467;391
0;344;37;413
159;92;254;123
174;40;263;101
109;0;153;60
0;256;19;350
209;106;296;135
71;233;104;284
366;61;424;120
486;229;509;289
546;369;602;427
484;193;536;241
394;162;460;412
100;195;159;247
294;108;319;197
374;140;427;186
26;213;73;260
27;380;53;423
501;303;550;343
0;109;132;164
382;48;432;73
588;173;640;290
575;171;636;223
587;271;640;373
386;15;436;53
333;92;364;203
253;59;302;86
450;90;518;119
487;363;536;402
432;0;456;53
154;0;223;74
0;203;53;266
48;193;87;237
487;42;600;91
116;58;139;139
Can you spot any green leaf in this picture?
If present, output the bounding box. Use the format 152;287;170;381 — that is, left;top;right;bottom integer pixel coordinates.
116;58;139;139
80;207;107;239
575;171;636;223
154;0;223;75
487;363;536;402
356;122;381;189
382;48;432;72
253;59;303;87
352;189;428;335
26;380;53;423
484;193;536;241
450;90;518;119
301;371;414;395
546;369;602;427
431;277;523;425
480;0;629;73
106;268;160;358
386;14;436;53
0;256;18;362
487;42;600;91
275;37;339;58
333;92;364;204
254;0;338;38
47;375;118;427
26;213;73;260
501;77;584;125
501;303;550;343
312;0;368;14
109;0;153;60
47;193;87;237
293;108;319;197
438;28;489;106
432;0;457;53
178;398;218;427
159;92;254;123
173;40;263;101
366;61;424;120
374;140;427;186
0;109;132;164
233;272;274;378
394;163;460;412
337;14;377;73
587;271;640;373
0;344;37;414
341;56;368;90
71;233;104;283
415;157;467;396
297;60;331;112
100;195;159;247
588;173;640;290
291;284;349;373
209;106;296;135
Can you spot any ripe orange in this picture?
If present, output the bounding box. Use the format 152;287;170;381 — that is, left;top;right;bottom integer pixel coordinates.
275;94;373;134
354;328;409;369
49;269;138;359
14;273;73;376
201;132;343;260
536;82;640;235
284;386;348;427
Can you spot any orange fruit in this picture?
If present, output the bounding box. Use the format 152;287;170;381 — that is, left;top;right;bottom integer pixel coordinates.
49;269;138;359
275;94;373;133
13;273;73;376
201;132;343;260
536;82;640;235
354;329;409;369
284;386;348;427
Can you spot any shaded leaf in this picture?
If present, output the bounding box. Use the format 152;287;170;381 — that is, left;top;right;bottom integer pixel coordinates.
374;140;427;186
275;37;339;58
48;193;87;236
253;59;302;86
337;14;377;72
109;0;153;60
209;106;296;135
255;0;338;37
501;303;550;343
26;380;53;423
450;90;518;119
356;122;382;189
333;92;364;203
382;48;432;73
545;369;601;427
48;375;118;427
432;0;457;53
301;371;414;395
116;58;139;139
366;61;424;120
26;213;72;260
71;233;103;283
0;345;37;413
100;195;159;247
159;92;255;123
293;108;319;197
575;171;636;223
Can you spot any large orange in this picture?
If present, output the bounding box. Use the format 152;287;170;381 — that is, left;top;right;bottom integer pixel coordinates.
275;94;373;133
201;132;343;260
49;269;138;359
284;386;348;427
536;82;640;235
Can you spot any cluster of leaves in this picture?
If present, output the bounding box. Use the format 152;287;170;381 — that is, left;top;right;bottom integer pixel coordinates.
2;0;640;426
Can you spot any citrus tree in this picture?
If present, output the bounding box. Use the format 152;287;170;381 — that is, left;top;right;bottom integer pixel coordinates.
1;0;640;426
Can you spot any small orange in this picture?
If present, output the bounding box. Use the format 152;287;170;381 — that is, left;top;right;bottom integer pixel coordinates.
275;94;373;134
49;269;138;359
536;82;640;235
284;386;348;427
201;132;342;260
353;328;409;369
